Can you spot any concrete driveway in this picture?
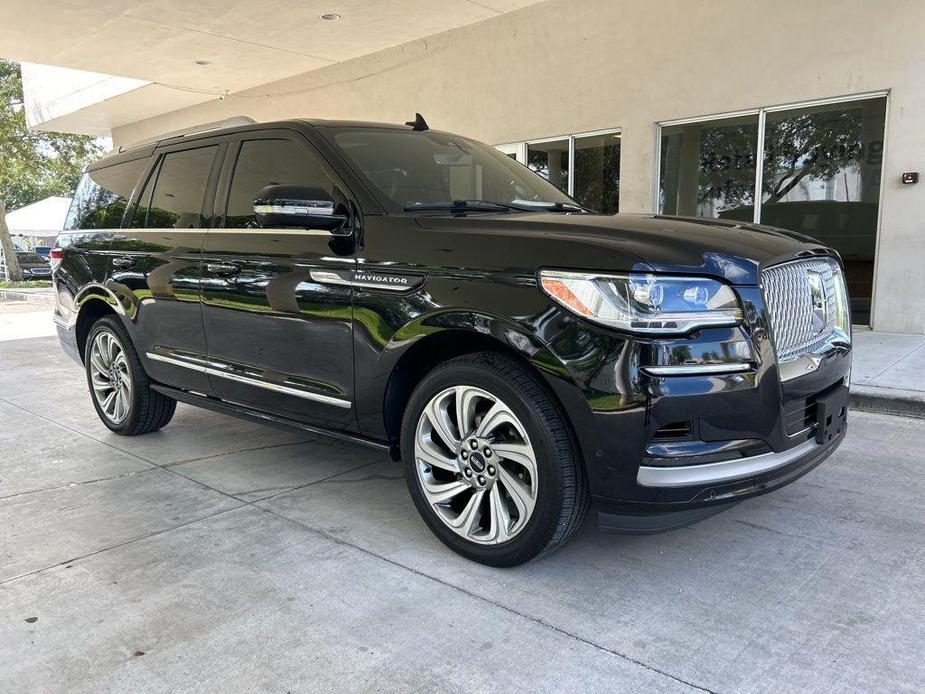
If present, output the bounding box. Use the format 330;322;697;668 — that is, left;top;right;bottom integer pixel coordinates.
1;309;922;693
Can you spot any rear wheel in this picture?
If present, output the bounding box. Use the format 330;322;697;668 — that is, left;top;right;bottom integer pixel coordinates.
401;352;589;566
85;316;176;435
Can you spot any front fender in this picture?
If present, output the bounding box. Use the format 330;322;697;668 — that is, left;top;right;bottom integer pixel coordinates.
354;305;604;470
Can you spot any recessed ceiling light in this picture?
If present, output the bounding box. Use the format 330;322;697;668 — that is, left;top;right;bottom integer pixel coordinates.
195;60;211;66
320;13;341;21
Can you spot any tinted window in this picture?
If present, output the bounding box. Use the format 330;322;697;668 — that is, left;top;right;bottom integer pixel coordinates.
225;139;337;228
145;147;217;229
64;158;147;230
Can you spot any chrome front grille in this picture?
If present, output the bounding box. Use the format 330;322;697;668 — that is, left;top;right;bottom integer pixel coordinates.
762;258;840;363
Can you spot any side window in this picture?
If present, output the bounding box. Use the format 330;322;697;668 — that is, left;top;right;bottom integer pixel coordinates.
145;146;217;229
225;139;338;228
64;158;147;230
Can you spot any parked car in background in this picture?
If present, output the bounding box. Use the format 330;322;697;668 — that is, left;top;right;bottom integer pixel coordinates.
15;251;52;279
33;246;52;260
53;117;851;566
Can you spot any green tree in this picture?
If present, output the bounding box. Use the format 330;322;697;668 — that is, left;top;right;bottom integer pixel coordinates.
0;59;102;279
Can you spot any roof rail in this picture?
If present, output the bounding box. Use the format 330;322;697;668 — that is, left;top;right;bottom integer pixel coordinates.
117;116;258;153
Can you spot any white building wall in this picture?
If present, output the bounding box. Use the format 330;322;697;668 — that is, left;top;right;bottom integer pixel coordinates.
110;0;925;333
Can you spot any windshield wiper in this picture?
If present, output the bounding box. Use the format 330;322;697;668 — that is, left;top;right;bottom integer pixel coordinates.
510;200;590;213
403;200;521;214
403;199;591;214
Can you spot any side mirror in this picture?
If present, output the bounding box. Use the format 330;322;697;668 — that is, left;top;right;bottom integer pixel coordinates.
253;185;349;232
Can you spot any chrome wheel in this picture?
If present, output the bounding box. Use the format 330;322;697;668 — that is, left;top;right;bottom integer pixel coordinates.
88;330;132;424
414;385;538;545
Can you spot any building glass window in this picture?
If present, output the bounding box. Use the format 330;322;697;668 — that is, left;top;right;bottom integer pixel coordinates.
658;115;758;219
658;95;887;325
574;132;621;214
759;99;886;324
526;139;569;193
497;129;621;214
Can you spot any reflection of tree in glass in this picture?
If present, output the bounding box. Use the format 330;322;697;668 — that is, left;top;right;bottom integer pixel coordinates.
697;124;757;211
697;108;876;209
762;108;868;204
574;142;620;214
146;205;183;228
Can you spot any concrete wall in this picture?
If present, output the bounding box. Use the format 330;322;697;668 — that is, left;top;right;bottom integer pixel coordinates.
112;0;925;333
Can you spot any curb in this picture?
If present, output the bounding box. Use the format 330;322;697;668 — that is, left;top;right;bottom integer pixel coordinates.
0;289;55;308
849;385;925;419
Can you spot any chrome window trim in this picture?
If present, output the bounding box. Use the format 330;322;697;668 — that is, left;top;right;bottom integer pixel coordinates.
145;352;352;409
637;437;819;488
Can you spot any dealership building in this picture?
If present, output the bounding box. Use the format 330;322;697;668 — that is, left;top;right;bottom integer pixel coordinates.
5;0;924;333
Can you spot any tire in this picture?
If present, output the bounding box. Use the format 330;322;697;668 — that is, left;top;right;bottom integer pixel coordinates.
85;315;176;436
401;351;589;566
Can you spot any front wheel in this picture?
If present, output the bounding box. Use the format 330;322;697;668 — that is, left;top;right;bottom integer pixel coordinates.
401;352;589;566
85;316;176;435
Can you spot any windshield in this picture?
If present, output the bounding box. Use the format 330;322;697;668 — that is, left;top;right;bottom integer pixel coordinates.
328;127;577;213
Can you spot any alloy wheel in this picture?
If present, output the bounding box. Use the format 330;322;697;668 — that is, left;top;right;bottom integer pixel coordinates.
88;330;133;424
414;385;538;544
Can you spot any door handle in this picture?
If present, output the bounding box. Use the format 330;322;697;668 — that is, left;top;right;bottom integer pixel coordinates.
205;262;240;276
112;256;134;268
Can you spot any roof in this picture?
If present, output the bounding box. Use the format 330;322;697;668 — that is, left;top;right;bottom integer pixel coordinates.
5;196;72;233
89;117;444;170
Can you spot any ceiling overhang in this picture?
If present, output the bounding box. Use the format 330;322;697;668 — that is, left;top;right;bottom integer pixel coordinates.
2;0;547;135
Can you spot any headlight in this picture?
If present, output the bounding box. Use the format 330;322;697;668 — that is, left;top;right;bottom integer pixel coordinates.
539;270;743;333
830;262;850;335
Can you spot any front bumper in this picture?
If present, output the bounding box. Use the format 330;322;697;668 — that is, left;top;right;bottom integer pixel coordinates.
541;285;851;526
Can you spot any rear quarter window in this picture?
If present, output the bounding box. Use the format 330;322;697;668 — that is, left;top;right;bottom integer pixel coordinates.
64;158;148;230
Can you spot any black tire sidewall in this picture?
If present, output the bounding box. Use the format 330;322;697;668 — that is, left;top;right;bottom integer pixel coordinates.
401;357;573;566
85;317;143;434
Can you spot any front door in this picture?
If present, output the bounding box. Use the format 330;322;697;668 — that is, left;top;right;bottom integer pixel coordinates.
200;133;357;429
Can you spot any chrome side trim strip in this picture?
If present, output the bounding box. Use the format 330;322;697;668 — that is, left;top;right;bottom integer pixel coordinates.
52;315;70;330
309;269;414;292
637;437;819;488
145;352;352;409
643;363;752;376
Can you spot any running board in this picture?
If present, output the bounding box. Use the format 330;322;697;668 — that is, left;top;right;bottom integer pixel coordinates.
151;383;391;453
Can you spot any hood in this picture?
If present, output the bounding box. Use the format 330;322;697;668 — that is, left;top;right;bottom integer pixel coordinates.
414;212;834;285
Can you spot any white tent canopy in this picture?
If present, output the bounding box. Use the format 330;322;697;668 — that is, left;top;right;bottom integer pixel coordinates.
6;196;71;234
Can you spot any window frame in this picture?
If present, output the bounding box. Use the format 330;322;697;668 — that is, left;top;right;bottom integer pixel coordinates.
653;90;891;327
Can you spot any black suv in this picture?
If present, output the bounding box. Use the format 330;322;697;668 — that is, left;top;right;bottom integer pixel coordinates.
53;117;851;566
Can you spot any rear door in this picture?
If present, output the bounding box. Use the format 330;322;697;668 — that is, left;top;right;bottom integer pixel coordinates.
111;141;224;393
200;131;357;429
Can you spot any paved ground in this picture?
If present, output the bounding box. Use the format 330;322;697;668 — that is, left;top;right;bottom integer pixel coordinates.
850;329;925;417
1;307;923;693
